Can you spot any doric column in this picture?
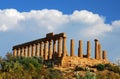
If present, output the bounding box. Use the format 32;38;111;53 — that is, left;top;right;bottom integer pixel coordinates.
40;42;44;58
28;45;32;57
70;39;74;57
103;50;107;60
78;40;83;58
13;49;17;57
94;39;99;59
44;41;48;60
38;43;41;57
22;47;24;57
53;40;57;53
18;48;21;57
87;41;91;58
25;46;28;57
98;44;102;60
58;37;62;57
34;44;36;56
27;46;30;57
63;37;67;56
32;44;36;56
36;43;40;57
49;40;53;59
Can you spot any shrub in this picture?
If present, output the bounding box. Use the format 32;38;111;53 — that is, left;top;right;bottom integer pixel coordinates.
111;66;120;74
75;66;84;71
84;71;96;79
105;63;120;74
96;64;105;71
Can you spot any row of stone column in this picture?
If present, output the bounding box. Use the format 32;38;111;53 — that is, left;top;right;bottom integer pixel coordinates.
13;37;67;60
70;39;91;58
94;39;107;60
70;39;107;60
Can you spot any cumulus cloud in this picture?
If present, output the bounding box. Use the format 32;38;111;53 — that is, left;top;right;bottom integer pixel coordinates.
0;9;119;38
0;9;24;31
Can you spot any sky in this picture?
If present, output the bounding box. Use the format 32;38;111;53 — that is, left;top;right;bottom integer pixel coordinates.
0;0;120;62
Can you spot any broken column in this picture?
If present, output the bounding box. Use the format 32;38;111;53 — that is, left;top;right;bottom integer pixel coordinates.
103;50;107;60
98;44;102;60
87;41;91;58
94;39;99;59
70;39;74;57
78;40;83;58
58;37;62;57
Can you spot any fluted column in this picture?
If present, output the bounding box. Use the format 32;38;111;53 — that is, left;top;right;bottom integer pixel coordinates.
49;40;53;59
32;44;36;56
78;40;83;58
28;45;32;57
87;41;91;58
24;46;27;57
95;39;99;59
18;48;21;57
63;37;67;56
40;42;44;58
53;40;57;53
36;43;40;57
103;50;107;60
98;44;102;60
58;37;62;57
70;39;74;57
44;41;48;60
22;47;24;57
27;46;30;57
13;49;17;57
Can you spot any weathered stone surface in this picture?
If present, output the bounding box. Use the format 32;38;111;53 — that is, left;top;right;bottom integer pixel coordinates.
98;44;102;60
49;40;53;59
94;39;99;59
87;41;91;58
58;37;62;57
103;50;107;60
13;32;109;68
70;39;74;57
78;40;83;58
63;37;67;57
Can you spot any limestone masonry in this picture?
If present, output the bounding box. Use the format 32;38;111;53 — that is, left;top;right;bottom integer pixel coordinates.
13;32;109;67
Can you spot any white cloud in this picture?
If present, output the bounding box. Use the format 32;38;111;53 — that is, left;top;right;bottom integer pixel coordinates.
0;24;7;31
0;9;24;31
112;20;120;28
0;9;119;38
70;10;104;24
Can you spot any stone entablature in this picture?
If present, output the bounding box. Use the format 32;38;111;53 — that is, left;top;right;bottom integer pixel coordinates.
13;32;108;67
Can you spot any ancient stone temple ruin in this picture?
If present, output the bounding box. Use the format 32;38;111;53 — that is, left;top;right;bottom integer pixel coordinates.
13;32;109;67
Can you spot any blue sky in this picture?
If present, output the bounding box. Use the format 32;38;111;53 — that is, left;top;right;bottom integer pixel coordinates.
0;0;120;62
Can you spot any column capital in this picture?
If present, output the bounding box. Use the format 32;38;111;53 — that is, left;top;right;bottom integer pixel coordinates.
94;39;98;42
